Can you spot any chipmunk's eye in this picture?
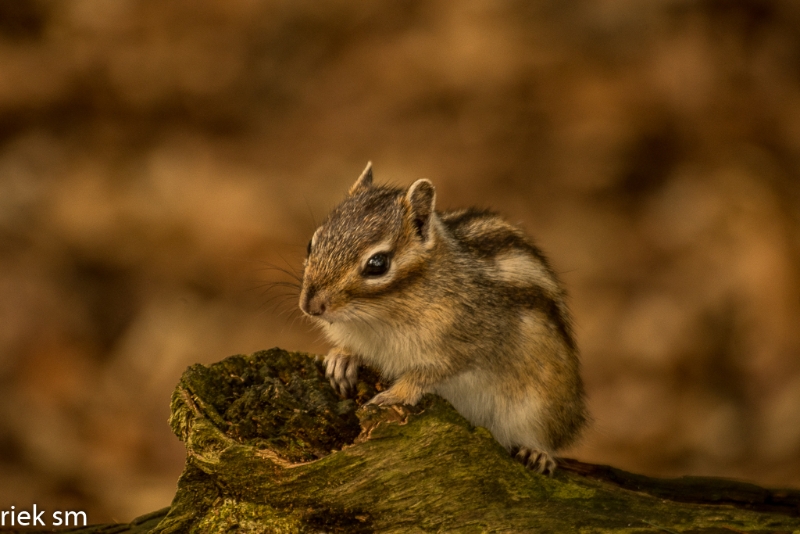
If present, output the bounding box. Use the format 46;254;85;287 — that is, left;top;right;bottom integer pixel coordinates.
363;253;390;277
307;239;312;256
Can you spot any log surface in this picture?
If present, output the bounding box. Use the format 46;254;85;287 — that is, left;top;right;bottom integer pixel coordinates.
28;349;800;533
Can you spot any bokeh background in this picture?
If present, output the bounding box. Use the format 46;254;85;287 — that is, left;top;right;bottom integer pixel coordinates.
1;0;799;524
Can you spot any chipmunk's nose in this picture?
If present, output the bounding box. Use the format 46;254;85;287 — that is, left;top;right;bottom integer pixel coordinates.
300;286;329;316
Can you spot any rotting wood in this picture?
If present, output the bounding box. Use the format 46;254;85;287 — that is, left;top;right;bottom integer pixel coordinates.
25;349;800;533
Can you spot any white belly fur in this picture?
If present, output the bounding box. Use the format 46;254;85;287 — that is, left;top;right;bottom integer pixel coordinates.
325;317;552;453
435;370;549;453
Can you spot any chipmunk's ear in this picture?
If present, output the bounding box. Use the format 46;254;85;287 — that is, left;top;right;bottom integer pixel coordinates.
405;179;436;242
348;161;373;195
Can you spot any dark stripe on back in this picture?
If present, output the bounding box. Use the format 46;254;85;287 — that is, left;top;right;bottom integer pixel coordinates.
441;208;550;265
498;284;576;352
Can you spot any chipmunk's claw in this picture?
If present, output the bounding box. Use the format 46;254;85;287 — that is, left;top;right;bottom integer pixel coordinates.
514;447;557;476
365;389;404;406
324;348;358;397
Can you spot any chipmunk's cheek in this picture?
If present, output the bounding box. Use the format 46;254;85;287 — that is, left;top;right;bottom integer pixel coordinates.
319;309;341;324
362;276;394;293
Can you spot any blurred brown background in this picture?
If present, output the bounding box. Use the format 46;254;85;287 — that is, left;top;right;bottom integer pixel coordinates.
1;0;799;525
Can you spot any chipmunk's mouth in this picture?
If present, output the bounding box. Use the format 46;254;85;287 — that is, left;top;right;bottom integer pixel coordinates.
298;292;362;325
303;306;343;325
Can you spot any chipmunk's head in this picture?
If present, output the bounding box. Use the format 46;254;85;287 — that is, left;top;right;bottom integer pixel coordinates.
299;162;438;323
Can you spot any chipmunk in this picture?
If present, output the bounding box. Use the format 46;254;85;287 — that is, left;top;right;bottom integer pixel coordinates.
299;163;587;474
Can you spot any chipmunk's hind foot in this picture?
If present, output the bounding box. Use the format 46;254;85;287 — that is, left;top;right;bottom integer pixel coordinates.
514;447;557;476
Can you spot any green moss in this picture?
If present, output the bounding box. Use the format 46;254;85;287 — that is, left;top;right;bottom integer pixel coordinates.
192;499;303;534
153;349;800;533
171;348;385;463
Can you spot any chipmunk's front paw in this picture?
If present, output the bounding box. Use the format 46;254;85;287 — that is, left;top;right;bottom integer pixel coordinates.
365;389;404;407
515;447;557;476
323;348;358;396
365;382;422;407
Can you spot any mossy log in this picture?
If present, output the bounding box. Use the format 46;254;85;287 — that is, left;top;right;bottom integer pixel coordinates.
43;349;800;533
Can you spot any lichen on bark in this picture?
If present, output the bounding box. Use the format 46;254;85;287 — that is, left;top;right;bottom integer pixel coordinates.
54;348;799;533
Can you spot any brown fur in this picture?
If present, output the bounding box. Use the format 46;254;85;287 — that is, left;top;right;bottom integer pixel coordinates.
299;164;588;474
